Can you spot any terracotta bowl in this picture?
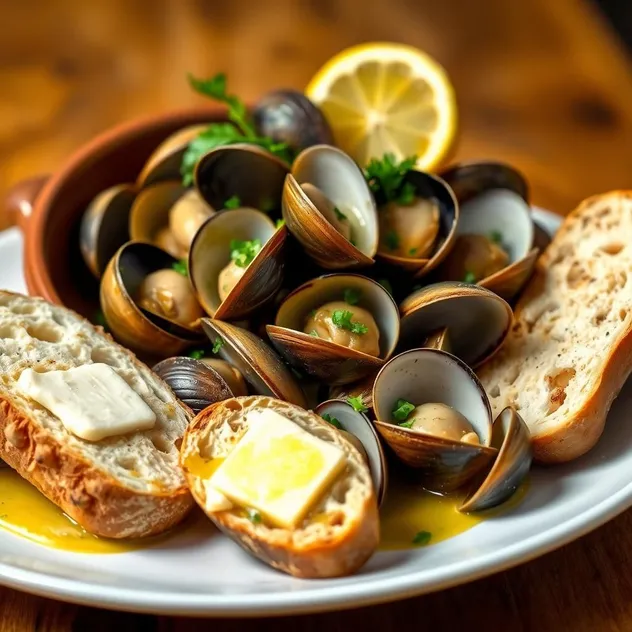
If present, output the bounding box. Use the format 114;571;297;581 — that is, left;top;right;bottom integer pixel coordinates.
3;107;223;320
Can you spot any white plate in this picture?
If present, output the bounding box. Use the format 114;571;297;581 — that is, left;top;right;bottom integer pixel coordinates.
1;209;631;617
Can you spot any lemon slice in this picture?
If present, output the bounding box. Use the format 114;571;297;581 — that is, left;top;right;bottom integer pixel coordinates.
305;42;457;170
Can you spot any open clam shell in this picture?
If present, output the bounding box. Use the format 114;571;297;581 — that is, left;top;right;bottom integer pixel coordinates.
194;143;289;213
424;327;452;352
329;370;378;412
315;399;388;506
459;406;533;512
137;124;210;187
282;144;378;269
438;161;538;301
266;274;399;386
377;171;459;277
79;183;136;279
152;356;234;413
201;319;306;408
100;242;204;358
399;282;513;368
372;348;497;493
189;209;287;321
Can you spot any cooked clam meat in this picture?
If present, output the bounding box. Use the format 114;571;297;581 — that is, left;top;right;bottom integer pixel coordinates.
301;183;352;241
304;301;380;356
199;357;248;396
441;233;509;283
136;268;203;327
395;401;480;444
379;196;440;258
169;189;213;252
218;238;262;301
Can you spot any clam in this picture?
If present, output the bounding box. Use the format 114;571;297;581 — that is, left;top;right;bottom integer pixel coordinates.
315;399;388;506
201;318;307;407
437;161;539;301
329;370;378;412
372;348;497;493
375;171;459;277
459;406;533;512
399;282;513;368
137;124;210;187
188;209;287;321
152;356;235;413
282;145;378;269
79;184;136;279
100;241;204;358
194;143;289;213
424;327;451;352
266;273;399;386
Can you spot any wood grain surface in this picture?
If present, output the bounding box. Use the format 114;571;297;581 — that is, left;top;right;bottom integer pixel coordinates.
2;0;632;629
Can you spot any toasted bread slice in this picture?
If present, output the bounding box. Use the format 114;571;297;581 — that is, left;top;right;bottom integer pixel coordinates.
0;291;194;538
478;191;632;463
180;395;379;578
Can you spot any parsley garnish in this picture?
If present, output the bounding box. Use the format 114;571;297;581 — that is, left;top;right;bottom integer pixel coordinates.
385;230;399;251
230;239;261;268
333;206;347;221
309;330;319;337
343;288;361;305
392;398;415;422
347;396;368;413
332;310;368;335
398;181;416;205
321;413;343;429
308;309;317;318
246;508;262;524
275;218;286;229
463;271;477;284
212;337;224;354
412;530;432;546
180;73;295;185
188;349;205;360
364;153;418;205
399;419;415;429
378;279;393;295
172;259;188;276
223;195;241;209
409;248;418;256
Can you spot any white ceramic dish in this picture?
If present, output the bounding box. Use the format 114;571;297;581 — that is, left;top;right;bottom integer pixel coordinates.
2;209;632;617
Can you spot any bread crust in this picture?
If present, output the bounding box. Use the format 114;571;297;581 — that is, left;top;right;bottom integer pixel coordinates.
181;397;380;578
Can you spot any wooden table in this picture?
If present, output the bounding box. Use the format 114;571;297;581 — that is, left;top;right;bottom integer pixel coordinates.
2;0;632;629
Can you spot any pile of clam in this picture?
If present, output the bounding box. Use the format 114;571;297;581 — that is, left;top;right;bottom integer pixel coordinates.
79;91;543;514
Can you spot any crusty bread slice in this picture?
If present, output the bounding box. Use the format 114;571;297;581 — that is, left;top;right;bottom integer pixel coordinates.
180;395;379;578
0;291;194;538
478;191;632;463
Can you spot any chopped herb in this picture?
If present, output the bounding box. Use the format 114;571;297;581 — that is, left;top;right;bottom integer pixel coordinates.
399;419;415;429
321;413;343;429
392;398;416;422
212;337;224;354
309;330;319;337
412;530;432;546
397;181;417;205
364;153;418;205
385;230;399;251
409;248;418;256
172;259;188;276
350;238;357;247
378;278;393;295
308;309;317;318
223;195;241;209
347;396;368;414
275;218;286;229
343;288;362;306
188;349;205;360
333;206;347;221
463;271;477;284
246;508;262;524
489;230;503;244
230;238;262;268
332;310;368;335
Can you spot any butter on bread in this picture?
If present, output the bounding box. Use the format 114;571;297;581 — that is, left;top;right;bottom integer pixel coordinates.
0;291;194;538
180;395;379;578
478;191;632;462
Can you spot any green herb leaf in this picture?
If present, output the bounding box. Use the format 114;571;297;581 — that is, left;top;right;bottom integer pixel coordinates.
212;337;224;354
412;530;432;546
385;230;400;251
275;218;286;229
463;271;477;284
343;288;362;305
399;419;415;429
364;153;418;204
392;398;416;422
397;181;417;205
223;195;241;209
331;310;368;335
377;278;393;295
347;396;368;414
333;206;347;221
321;413;343;429
172;259;188;276
230;239;262;268
188;349;205;360
309;329;319;337
489;230;503;244
308;309;317;318
409;248;418;256
246;508;262;524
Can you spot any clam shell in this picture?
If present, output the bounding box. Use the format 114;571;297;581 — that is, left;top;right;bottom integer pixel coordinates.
372;348;497;493
189;209;287;320
201;319;306;408
315;399;388;506
79;184;136;279
399;282;513;368
194;143;289;212
152;356;233;413
266;273;399;386
424;327;451;352
459;406;533;512
533;219;552;252
329;370;378;411
282;145;378;269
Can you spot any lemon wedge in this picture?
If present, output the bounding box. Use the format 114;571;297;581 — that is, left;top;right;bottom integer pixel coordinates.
305;42;458;170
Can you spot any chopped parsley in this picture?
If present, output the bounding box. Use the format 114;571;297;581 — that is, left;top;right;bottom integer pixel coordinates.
321;413;343;429
333;206;347;221
223;195;241;209
230;238;262;268
463;271;477;284
385;230;400;251
309;330;319;337
347;396;368;414
343;288;362;305
246;508;262;524
331;310;368;335
392;398;416;422
409;247;418;256
275;218;286;229
489;230;503;244
412;530;432;546
399;419;415;429
364;153;418;205
308;309;317;318
212;337;224;354
172;259;188;276
188;349;206;360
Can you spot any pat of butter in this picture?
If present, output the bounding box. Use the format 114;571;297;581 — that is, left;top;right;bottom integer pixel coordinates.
209;408;346;529
17;364;157;442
